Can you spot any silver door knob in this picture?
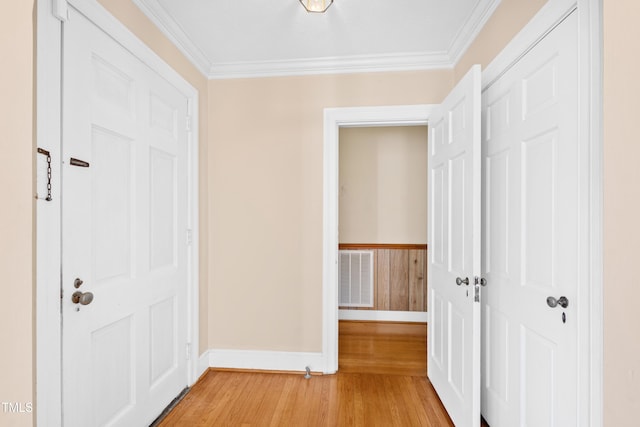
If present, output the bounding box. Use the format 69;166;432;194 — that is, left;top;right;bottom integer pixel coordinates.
72;291;94;305
456;277;469;286
546;296;569;308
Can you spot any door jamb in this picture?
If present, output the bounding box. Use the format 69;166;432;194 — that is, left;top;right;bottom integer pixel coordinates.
36;1;201;426
321;104;435;374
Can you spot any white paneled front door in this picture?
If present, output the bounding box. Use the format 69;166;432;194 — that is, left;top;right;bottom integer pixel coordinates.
428;64;482;427
481;11;579;426
61;6;189;426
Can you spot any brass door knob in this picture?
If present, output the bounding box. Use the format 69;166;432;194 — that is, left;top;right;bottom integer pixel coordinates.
72;291;94;305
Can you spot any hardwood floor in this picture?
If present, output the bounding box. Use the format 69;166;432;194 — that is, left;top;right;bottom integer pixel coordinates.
157;321;454;426
338;320;427;376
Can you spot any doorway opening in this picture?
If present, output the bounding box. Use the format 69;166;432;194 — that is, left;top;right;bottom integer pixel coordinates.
321;105;434;375
337;125;429;374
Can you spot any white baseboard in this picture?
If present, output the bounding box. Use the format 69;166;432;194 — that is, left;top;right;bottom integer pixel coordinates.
338;309;428;323
196;312;426;376
197;351;210;380
201;349;325;373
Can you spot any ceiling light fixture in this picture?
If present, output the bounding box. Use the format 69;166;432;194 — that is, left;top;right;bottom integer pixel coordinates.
300;0;333;13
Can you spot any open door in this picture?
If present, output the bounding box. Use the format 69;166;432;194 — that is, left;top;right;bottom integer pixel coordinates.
428;64;481;427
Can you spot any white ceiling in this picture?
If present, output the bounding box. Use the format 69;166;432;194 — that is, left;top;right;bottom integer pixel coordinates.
132;0;501;79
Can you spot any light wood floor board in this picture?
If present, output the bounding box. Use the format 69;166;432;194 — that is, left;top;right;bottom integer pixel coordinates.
158;321;455;426
158;371;453;426
339;320;427;376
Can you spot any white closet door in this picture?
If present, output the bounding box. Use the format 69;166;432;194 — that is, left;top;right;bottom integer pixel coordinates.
481;11;579;426
61;7;189;426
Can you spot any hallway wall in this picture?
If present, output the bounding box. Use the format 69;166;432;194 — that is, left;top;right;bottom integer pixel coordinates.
0;2;35;426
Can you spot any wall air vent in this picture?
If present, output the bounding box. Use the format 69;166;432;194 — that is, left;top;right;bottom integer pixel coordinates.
339;250;374;307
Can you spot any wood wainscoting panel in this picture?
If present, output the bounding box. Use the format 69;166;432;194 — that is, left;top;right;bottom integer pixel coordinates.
376;249;390;310
338;243;428;250
409;249;428;311
339;244;428;313
390;250;409;311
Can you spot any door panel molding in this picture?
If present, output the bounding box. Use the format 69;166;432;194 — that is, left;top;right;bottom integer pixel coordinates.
36;1;200;425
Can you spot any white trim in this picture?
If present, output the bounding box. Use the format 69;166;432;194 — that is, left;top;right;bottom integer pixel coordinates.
185;95;201;387
36;1;63;426
52;0;69;21
448;0;502;65
480;0;603;424
36;0;200;424
197;351;210;379
339;310;428;323
322;104;436;374
131;0;212;77
481;0;577;91
129;0;503;79
207;51;451;80
206;350;325;373
581;0;603;425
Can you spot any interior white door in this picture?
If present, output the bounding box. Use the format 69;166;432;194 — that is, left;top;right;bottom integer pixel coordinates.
61;7;190;426
428;64;482;427
481;11;579;426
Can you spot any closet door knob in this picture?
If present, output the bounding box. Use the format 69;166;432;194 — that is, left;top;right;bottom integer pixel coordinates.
456;277;469;286
546;296;569;309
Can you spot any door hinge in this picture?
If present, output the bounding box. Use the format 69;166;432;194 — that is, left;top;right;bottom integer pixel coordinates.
186;229;193;246
185;116;192;132
474;276;487;303
52;0;69;21
185;343;191;360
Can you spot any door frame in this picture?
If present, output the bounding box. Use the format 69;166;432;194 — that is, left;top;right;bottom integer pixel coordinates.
322;104;435;374
36;1;200;425
321;0;603;424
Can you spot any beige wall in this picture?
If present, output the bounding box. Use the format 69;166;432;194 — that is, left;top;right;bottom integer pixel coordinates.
208;71;451;351
97;0;210;353
454;0;548;82
603;0;640;424
339;126;428;244
0;2;35;426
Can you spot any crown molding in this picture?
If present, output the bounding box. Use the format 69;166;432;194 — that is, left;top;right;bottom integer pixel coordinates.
448;0;502;64
131;0;212;76
207;51;453;79
132;0;501;80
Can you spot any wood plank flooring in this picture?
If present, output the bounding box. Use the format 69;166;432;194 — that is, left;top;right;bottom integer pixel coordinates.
338;320;427;376
157;321;454;426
